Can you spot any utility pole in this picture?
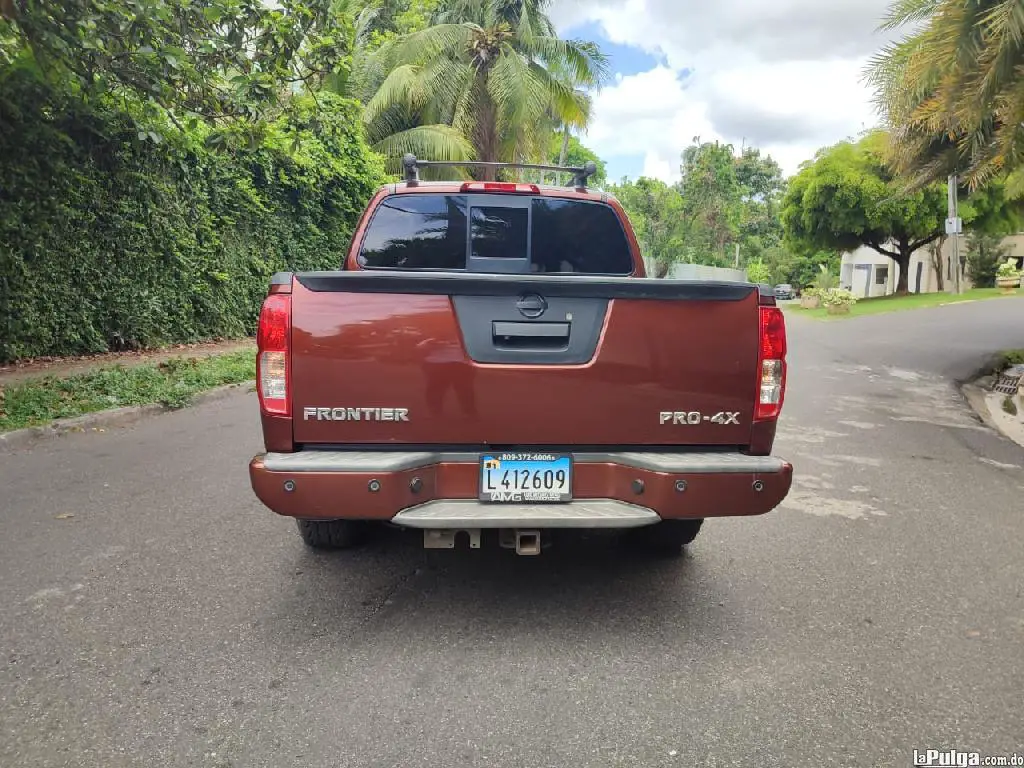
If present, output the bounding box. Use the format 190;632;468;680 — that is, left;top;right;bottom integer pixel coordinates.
946;174;963;295
734;242;740;269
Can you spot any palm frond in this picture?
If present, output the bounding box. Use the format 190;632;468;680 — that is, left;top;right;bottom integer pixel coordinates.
867;0;1024;187
390;22;475;67
363;63;426;125
357;0;606;173
487;45;550;151
372;124;476;174
878;0;943;31
520;35;610;88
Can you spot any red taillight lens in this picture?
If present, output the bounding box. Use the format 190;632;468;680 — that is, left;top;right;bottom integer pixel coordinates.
755;306;787;421
256;293;291;416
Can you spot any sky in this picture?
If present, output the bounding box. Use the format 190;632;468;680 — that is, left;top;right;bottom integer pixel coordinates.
548;0;901;184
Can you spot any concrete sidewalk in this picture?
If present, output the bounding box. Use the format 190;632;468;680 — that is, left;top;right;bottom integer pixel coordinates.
0;339;254;388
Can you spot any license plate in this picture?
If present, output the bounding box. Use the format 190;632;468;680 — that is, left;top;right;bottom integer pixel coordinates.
479;453;572;503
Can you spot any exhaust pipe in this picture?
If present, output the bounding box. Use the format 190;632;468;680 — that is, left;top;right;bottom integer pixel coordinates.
515;530;541;556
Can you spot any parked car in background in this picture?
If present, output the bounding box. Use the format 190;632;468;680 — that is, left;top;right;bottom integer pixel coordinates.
774;283;796;300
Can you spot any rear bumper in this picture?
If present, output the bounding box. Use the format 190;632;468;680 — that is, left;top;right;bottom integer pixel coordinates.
249;450;793;526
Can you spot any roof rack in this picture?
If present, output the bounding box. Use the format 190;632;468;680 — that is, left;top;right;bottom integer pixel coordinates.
401;154;598;189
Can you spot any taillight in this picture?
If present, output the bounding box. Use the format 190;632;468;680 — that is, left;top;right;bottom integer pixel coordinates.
257;293;291;416
755;305;787;421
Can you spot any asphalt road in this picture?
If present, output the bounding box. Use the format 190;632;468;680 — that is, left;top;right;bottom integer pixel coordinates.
2;297;1024;768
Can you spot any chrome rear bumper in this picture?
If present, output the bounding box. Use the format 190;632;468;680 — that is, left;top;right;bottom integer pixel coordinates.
390;499;660;529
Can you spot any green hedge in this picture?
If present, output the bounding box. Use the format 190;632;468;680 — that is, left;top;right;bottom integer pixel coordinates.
0;65;386;363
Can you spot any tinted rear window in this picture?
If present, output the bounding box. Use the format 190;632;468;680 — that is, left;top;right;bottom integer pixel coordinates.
358;195;468;270
471;206;529;260
357;194;633;275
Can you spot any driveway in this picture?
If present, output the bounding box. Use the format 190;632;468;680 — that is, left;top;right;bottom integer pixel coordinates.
2;298;1023;767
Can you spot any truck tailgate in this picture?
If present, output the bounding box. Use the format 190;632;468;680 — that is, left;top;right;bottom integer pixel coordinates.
288;272;763;448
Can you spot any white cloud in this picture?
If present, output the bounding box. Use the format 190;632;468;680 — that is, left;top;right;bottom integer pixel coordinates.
553;0;897;181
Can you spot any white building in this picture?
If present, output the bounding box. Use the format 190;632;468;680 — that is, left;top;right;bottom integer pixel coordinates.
839;233;1024;297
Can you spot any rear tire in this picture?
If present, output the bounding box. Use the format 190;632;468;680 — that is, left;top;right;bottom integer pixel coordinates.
295;519;366;550
628;519;704;557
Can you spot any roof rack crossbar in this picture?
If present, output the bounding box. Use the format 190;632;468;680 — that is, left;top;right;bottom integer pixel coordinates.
401;154;598;188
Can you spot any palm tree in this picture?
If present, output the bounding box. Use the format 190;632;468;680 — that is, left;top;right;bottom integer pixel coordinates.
322;0;475;167
361;0;608;177
866;0;1024;194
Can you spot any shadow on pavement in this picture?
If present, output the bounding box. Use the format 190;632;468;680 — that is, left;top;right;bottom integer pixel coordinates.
255;523;747;656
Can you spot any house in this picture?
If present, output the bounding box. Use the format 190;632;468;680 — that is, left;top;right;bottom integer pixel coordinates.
839;233;1024;297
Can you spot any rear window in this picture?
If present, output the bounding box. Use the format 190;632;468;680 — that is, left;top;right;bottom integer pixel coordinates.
357;195;468;270
471;206;529;260
357;193;634;275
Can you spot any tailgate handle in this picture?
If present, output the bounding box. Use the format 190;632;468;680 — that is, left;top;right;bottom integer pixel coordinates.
492;321;570;349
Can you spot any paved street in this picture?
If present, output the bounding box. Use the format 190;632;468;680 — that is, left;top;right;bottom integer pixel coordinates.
2;298;1023;768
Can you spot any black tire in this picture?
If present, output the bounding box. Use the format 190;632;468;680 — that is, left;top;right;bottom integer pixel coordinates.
627;519;704;557
295;519;366;550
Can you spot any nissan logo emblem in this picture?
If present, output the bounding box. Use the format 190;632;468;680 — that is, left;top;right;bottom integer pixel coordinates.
515;293;548;319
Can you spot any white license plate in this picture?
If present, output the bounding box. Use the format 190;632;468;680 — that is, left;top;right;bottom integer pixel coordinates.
479;453;573;503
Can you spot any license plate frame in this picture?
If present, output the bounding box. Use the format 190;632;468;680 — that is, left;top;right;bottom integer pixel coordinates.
478;452;573;503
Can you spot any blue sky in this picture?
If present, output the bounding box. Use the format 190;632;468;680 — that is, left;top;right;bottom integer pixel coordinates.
561;21;687;183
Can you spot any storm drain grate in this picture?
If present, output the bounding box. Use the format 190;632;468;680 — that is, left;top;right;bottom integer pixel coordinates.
993;366;1024;395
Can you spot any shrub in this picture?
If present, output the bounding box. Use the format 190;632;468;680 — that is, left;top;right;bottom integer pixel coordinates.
813;264;837;292
0;65;386;362
820;287;858;307
996;257;1021;280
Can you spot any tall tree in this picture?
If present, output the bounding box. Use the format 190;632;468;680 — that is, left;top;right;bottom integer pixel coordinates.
780;131;947;294
735;146;786;263
676;139;743;263
360;0;607;176
324;0;474;165
866;0;1024;194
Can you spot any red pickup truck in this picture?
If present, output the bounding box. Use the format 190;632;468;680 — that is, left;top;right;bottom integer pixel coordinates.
248;155;793;556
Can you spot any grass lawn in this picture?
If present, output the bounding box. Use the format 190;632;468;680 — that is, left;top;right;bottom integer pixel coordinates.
783;288;1017;320
0;349;255;432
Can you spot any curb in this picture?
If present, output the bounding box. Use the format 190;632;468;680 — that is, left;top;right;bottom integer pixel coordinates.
0;380;255;451
956;362;1024;449
960;382;999;433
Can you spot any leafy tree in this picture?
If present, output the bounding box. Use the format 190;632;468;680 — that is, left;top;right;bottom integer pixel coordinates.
866;0;1024;194
1;0;349;125
745;258;771;284
676;139;742;263
610;177;686;277
735;146;786;263
358;0;607;176
609;139;788;275
781;131;947;294
958;175;1024;236
547;133;606;185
